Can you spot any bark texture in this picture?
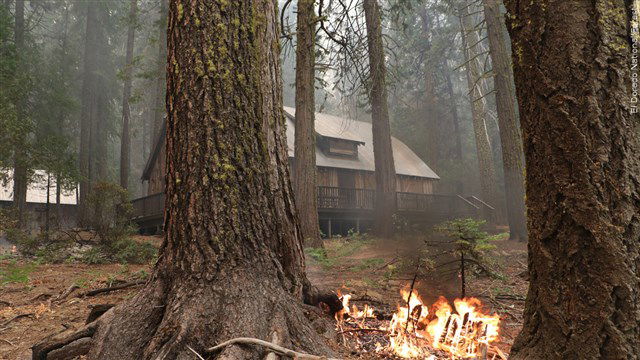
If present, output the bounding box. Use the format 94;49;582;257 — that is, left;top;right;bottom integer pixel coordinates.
459;3;501;219
482;0;527;240
363;0;397;238
86;1;329;358
294;0;322;248
119;0;137;190
505;1;640;358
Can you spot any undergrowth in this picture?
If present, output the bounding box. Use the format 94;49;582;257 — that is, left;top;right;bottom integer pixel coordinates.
0;261;37;285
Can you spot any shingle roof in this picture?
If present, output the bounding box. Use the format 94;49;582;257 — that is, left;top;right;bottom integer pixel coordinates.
142;108;440;181
283;107;439;179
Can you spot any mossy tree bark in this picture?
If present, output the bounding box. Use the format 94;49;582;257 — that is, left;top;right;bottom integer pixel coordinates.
119;0;137;190
482;0;527;241
363;0;397;238
459;2;501;221
505;1;640;358
294;0;322;248
85;1;329;358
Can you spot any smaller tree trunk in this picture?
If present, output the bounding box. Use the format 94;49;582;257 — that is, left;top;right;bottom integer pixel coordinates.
45;173;50;242
12;0;27;228
293;0;322;248
419;8;441;172
482;0;527;241
460;251;466;298
119;0;137;190
55;174;62;227
79;1;98;210
459;3;501;221
151;0;167;143
363;0;397;238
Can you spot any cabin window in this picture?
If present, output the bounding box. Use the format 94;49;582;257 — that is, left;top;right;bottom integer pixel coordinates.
326;138;358;158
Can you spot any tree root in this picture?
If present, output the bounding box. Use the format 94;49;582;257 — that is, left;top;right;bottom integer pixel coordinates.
77;279;146;297
206;337;342;360
31;323;96;360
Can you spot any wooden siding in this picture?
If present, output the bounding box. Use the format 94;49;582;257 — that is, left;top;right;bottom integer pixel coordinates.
147;146;435;197
148;145;166;195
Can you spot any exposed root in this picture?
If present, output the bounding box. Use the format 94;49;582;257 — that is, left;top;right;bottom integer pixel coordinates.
78;279;146;297
31;322;97;360
207;337;342;360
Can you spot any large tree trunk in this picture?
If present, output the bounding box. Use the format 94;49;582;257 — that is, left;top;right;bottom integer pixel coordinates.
119;0;137;190
82;1;330;358
363;0;397;238
505;1;640;358
151;0;167;144
79;2;98;209
459;3;501;220
12;0;27;227
293;0;322;248
482;0;527;241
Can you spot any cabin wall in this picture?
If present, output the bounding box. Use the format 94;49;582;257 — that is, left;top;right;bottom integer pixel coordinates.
316;166;435;194
396;175;435;194
148;146;166;195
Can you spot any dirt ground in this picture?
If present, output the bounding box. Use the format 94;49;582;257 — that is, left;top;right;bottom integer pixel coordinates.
0;234;527;359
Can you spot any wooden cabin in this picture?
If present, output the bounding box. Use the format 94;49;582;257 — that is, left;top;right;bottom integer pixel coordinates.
133;107;480;235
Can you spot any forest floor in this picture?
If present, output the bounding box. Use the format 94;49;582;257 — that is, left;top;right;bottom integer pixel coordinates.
0;233;527;359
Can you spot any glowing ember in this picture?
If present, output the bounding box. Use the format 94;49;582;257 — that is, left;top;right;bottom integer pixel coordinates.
336;288;502;359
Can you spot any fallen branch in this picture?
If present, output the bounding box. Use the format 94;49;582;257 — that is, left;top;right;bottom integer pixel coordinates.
30;293;52;303
187;345;206;360
206;337;342;360
0;338;15;346
54;284;79;303
78;279;145;297
338;328;386;335
0;313;33;329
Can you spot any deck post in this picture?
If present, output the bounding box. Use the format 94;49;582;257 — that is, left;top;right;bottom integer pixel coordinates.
356;218;360;233
327;218;332;238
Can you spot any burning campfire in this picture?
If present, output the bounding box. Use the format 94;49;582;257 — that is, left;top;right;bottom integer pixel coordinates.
335;288;506;359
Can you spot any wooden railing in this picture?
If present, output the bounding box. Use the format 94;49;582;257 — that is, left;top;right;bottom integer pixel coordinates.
316;187;481;218
396;192;480;219
317;186;375;210
131;187;484;221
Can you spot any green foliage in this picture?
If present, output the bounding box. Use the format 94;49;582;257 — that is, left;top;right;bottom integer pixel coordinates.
85;182;136;246
353;257;385;271
306;247;334;267
109;238;156;265
305;233;372;268
0;261;37;285
436;218;504;276
81;183;155;264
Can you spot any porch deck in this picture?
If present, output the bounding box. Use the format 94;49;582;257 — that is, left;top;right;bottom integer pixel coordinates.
131;186;485;232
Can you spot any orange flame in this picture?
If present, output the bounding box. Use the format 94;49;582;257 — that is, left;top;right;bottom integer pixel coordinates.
336;289;501;359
